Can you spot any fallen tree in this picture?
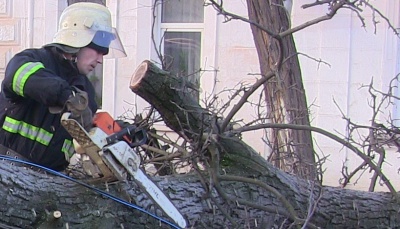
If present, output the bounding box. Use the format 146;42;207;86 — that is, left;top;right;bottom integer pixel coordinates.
0;148;399;229
0;60;399;228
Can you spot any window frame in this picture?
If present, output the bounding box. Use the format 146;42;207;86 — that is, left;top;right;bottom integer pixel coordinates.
155;0;204;73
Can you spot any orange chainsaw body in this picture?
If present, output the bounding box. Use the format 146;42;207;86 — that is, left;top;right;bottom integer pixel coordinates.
93;111;131;142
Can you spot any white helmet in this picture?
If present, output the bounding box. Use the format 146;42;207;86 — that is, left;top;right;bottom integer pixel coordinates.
50;2;126;58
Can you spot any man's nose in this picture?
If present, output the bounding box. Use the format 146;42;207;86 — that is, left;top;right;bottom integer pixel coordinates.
97;54;104;64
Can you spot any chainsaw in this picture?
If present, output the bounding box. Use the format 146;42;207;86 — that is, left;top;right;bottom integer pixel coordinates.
61;111;187;228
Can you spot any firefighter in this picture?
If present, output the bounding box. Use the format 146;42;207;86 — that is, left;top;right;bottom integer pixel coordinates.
0;2;126;171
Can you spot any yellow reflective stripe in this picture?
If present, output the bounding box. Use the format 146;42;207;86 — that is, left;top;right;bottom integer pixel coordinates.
2;116;53;146
12;62;44;96
62;139;74;161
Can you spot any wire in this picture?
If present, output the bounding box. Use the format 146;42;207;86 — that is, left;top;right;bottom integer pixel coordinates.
0;155;181;229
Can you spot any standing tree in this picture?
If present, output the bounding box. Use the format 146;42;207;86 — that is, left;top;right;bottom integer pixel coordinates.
245;0;316;181
209;0;317;181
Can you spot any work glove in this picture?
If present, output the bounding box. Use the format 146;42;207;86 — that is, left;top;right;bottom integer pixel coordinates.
65;87;93;131
49;87;93;131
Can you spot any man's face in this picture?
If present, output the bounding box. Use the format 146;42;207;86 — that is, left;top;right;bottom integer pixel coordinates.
76;47;104;75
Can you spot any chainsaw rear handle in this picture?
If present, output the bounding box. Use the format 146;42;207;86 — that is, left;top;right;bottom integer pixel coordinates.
105;125;147;147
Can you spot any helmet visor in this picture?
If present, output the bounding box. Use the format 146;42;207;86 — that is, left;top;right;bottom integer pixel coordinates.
91;28;126;58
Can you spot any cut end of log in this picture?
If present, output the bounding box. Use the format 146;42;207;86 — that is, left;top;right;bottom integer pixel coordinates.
53;210;62;219
130;61;149;90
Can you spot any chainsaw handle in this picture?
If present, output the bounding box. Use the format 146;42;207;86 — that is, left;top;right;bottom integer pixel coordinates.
106;125;147;147
130;129;147;147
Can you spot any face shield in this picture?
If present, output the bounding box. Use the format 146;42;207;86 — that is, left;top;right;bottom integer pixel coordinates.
91;29;126;58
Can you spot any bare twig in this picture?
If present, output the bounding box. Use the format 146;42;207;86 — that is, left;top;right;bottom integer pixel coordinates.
231;123;398;197
220;71;276;131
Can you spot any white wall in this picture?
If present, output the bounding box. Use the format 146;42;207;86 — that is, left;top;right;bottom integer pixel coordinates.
0;0;64;81
102;0;156;119
0;0;109;110
292;1;400;190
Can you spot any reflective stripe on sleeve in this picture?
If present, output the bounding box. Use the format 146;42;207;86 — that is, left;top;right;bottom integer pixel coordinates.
62;139;75;162
2;116;53;146
12;62;45;96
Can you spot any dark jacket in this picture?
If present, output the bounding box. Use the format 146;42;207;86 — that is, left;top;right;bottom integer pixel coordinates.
0;46;97;171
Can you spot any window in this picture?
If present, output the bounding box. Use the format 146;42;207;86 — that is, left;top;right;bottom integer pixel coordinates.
163;32;201;90
159;0;204;100
161;0;204;23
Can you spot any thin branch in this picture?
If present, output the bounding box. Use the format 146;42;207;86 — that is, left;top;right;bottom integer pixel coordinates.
279;1;345;37
220;71;275;131
231;123;398;197
208;0;277;38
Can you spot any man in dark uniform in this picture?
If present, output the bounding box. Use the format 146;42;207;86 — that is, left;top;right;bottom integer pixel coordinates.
0;2;126;171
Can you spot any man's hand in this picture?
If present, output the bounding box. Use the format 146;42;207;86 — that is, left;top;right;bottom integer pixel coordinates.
65;87;89;116
66;87;93;131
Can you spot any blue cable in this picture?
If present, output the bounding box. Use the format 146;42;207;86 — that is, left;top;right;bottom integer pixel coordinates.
0;155;181;229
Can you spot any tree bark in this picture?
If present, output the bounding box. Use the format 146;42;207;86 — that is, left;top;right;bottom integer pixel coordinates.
130;60;209;141
0;158;399;228
246;0;317;181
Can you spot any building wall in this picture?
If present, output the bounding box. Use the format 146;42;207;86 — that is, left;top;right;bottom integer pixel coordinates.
1;0;399;191
292;1;400;190
0;0;65;81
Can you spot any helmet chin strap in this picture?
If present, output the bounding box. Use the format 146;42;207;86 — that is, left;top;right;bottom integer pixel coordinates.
60;52;80;73
62;53;78;63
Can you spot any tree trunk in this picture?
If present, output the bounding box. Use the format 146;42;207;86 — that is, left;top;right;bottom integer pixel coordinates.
130;60;208;141
0;158;399;228
246;0;317;181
